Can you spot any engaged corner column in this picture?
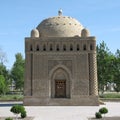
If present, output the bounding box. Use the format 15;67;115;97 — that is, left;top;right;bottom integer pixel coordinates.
89;52;98;96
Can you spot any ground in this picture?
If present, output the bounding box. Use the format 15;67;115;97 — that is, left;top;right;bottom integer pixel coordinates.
0;102;120;120
90;117;120;120
0;117;33;120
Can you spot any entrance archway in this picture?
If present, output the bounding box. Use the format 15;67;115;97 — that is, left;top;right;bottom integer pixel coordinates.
50;66;71;98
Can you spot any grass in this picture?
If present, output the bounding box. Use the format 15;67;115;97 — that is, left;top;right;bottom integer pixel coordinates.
0;95;23;101
99;92;120;98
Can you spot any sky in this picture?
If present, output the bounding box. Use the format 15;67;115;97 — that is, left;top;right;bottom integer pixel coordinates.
0;0;120;69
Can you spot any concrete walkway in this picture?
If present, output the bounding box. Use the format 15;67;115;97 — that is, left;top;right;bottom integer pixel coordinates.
0;102;120;120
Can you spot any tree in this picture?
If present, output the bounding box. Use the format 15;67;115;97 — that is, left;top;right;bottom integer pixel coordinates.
0;48;10;93
11;53;25;91
97;41;113;93
0;48;7;64
113;49;120;92
0;75;7;95
0;63;10;83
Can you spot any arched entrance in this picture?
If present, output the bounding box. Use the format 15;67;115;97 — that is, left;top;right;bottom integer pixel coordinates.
50;66;71;98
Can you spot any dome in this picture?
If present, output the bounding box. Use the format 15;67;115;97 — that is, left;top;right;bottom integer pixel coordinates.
31;29;39;38
81;28;90;37
37;15;83;37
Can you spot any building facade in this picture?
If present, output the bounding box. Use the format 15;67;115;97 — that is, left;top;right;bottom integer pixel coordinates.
24;10;99;106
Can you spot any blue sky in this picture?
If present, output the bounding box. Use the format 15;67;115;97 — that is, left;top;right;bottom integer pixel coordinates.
0;0;120;69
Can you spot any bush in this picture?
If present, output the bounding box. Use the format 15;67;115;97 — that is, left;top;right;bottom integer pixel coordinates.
13;96;17;100
95;112;102;119
99;107;108;114
10;104;26;119
20;105;25;112
21;110;27;118
10;105;22;114
10;105;25;114
5;117;13;120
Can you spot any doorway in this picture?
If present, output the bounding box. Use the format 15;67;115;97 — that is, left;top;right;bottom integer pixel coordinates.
55;80;66;98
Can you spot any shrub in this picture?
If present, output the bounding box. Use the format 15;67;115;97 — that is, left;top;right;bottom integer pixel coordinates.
5;117;13;120
99;107;108;114
21;110;27;118
10;105;22;114
13;96;17;100
20;105;25;112
95;112;102;119
10;104;26;119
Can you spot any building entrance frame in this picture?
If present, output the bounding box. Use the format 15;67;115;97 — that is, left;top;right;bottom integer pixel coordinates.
49;65;71;99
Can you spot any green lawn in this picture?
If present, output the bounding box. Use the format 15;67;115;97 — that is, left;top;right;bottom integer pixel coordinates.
0;95;23;101
99;92;120;98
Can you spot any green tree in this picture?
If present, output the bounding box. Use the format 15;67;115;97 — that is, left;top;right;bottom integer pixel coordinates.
97;41;114;93
113;49;120;92
0;63;10;83
0;48;7;64
0;75;7;95
11;53;25;91
0;48;11;91
0;63;10;94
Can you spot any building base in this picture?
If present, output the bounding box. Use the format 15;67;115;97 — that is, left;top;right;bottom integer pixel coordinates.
23;96;99;106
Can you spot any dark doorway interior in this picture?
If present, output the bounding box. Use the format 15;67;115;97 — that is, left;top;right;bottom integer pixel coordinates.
55;80;66;98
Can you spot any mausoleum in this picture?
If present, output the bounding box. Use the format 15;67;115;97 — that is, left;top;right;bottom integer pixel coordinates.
24;10;99;106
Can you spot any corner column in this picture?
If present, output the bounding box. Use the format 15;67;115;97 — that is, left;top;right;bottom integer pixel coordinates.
89;52;98;96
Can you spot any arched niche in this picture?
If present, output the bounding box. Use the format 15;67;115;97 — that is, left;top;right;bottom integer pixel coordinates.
49;65;71;98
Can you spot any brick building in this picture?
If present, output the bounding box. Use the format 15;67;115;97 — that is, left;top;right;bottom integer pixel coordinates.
24;10;99;106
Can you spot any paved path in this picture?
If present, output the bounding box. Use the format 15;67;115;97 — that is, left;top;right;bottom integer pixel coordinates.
0;102;120;120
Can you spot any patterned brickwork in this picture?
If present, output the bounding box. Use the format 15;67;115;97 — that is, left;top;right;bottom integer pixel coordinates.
89;53;98;95
48;60;72;74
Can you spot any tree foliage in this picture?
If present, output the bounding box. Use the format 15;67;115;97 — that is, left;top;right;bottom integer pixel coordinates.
97;41;112;93
0;52;10;94
0;75;8;95
113;49;120;92
11;53;25;90
97;41;120;93
0;48;7;64
0;63;10;83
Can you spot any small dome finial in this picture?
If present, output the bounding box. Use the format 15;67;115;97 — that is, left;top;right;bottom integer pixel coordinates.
31;28;39;38
81;28;90;37
58;9;62;16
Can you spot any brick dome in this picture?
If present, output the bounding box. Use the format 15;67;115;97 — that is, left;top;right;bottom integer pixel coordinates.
37;15;83;37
